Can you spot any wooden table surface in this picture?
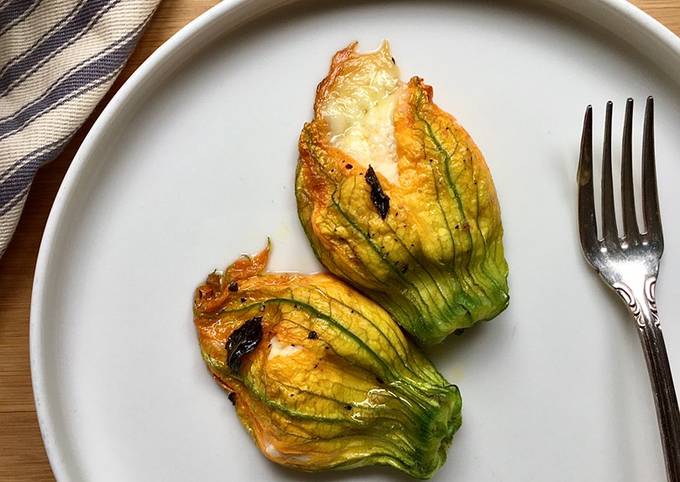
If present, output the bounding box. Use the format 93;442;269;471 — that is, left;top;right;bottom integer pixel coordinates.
0;1;678;480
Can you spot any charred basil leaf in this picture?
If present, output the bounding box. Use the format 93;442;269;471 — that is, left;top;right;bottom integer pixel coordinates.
226;316;263;372
365;165;390;220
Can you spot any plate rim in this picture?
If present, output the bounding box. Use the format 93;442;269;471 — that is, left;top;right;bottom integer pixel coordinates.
29;0;680;480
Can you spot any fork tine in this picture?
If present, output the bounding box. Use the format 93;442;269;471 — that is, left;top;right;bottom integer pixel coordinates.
642;96;664;248
621;98;640;242
601;101;617;241
578;105;598;250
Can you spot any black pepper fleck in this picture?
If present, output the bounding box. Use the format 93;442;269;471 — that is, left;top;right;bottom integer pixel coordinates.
345;163;353;169
307;331;318;340
228;392;237;405
228;281;239;292
240;297;246;303
345;405;352;411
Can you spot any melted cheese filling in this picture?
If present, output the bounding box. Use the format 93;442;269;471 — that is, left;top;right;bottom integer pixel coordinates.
330;90;400;184
320;43;403;185
268;336;301;360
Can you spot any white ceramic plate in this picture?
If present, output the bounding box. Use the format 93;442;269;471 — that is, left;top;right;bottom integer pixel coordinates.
31;1;680;480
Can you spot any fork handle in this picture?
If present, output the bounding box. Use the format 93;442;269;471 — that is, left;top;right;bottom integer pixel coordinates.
639;319;680;482
617;278;680;481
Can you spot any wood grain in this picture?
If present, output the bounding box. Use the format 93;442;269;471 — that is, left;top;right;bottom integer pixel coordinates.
0;1;677;480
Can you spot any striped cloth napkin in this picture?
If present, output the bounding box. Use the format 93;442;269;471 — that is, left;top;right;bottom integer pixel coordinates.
0;0;161;259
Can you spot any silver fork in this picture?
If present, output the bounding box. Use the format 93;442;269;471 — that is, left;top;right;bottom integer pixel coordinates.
578;97;680;481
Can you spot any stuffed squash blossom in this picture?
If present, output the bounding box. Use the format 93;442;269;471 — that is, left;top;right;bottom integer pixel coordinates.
193;244;461;479
296;42;509;345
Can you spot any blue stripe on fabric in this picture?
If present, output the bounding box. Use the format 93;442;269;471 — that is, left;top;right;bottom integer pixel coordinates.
0;0;41;37
0;0;87;73
0;132;74;215
0;17;146;138
0;66;120;202
0;184;29;219
1;65;121;146
0;0;11;16
0;0;119;97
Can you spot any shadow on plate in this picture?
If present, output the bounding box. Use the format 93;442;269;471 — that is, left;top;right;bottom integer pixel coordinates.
268;461;413;482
